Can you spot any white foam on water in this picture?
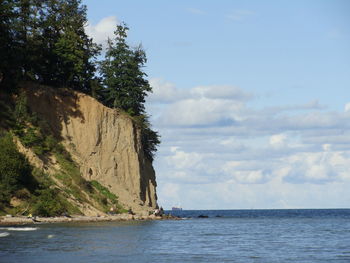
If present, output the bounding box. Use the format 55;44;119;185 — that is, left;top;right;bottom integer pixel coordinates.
4;227;38;231
47;234;55;239
0;232;10;237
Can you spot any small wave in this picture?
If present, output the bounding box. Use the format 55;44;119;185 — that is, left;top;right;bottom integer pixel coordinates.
5;227;38;231
47;234;55;239
0;232;10;237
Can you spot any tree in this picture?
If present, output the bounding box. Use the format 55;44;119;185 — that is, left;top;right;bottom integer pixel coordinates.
100;23;151;116
99;23;160;160
0;0;100;93
39;0;100;92
140;116;161;161
0;0;21;90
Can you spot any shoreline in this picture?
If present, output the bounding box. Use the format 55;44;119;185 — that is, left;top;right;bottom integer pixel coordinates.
0;214;178;226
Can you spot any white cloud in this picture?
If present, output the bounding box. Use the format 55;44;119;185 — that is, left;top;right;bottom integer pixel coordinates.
234;170;266;184
151;84;250;126
283;150;350;184
345;102;350;112
166;147;203;170
148;80;251;105
322;144;331;151
191;85;252;100
85;16;118;48
158;183;181;207
269;134;287;148
158;97;245;126
222;158;277;185
148;78;187;103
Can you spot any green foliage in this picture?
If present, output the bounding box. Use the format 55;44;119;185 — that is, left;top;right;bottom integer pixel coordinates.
142;126;161;162
53;153;89;204
90;180;127;213
91;180;118;204
55;153;86;188
0;96;15;129
31;188;66;217
100;23;151;116
0;132;32;203
0;0;100;93
29;169;82;217
0;0;21;90
0;133;75;216
42;0;101;92
12;92;45;155
14;92;29;124
133;115;161;161
21;127;42;147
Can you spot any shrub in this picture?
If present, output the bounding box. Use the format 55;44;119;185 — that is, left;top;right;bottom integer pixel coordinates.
0;132;32;203
91;180;118;204
31;188;66;217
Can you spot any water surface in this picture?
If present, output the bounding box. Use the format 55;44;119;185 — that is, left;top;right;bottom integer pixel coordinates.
1;209;350;262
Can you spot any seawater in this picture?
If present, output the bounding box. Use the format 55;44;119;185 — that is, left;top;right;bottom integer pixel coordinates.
1;209;350;263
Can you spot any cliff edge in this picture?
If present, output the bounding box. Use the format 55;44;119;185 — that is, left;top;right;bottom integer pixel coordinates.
23;85;157;215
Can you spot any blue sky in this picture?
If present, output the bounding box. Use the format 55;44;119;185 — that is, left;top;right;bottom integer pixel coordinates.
83;0;350;209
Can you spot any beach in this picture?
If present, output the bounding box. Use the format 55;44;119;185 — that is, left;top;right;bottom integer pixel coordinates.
0;213;176;226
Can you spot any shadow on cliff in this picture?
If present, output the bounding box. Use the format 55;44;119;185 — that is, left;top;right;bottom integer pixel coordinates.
139;156;157;208
24;83;85;142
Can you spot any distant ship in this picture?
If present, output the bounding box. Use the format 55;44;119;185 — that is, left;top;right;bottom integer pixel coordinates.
172;206;182;211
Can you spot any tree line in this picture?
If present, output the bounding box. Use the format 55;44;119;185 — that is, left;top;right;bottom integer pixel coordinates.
0;0;159;160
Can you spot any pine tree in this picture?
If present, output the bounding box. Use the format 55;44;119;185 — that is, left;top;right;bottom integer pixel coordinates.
0;0;21;90
100;23;159;160
1;0;100;93
39;0;100;92
17;0;45;81
100;23;151;116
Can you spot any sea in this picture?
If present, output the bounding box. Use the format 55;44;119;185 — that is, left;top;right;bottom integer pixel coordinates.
1;209;350;263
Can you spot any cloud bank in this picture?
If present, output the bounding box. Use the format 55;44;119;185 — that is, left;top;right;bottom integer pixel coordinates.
146;78;350;209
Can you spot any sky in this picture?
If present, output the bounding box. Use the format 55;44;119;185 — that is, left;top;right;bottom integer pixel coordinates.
83;0;350;209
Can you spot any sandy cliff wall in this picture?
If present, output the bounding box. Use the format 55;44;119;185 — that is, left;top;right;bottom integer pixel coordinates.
24;85;157;214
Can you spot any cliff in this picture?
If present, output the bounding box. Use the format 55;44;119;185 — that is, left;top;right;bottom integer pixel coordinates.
20;84;157;215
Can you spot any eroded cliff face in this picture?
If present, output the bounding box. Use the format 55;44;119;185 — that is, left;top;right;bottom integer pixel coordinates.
24;85;157;214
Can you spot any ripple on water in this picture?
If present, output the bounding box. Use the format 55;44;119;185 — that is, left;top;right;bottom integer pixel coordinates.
0;227;38;231
0;232;10;237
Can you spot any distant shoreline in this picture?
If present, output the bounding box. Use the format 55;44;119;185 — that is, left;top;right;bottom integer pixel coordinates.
0;214;178;226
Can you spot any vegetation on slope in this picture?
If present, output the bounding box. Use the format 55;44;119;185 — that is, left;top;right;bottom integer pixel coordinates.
0;132;74;216
0;93;126;216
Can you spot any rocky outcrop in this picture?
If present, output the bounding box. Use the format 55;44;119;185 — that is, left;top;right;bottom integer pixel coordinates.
24;84;157;214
